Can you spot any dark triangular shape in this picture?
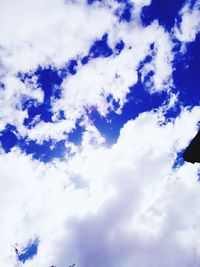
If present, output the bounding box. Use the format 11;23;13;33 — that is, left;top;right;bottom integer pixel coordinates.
183;131;200;164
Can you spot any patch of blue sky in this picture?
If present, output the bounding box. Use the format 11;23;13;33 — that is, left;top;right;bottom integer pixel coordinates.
115;0;133;23
81;34;124;65
172;149;186;170
0;81;5;90
18;239;38;263
87;0;102;5
140;0;186;31
89;33;113;58
137;45;155;80
89;82;169;145
18;71;32;83
189;0;198;9
68;123;85;145
31;67;62;106
171;38;182;54
115;40;125;55
19;138;67;163
162;104;182;124
19;66;64;128
159;32;200;123
23;103;54;129
138;43;155;67
67;59;78;75
0;124;68;162
21;97;39;111
81;55;90;65
34;66;63;103
57;110;66;121
20;65;62;98
198;169;200;181
173;32;200;108
0;124;18;153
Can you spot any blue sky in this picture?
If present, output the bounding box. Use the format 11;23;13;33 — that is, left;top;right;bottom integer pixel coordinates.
0;0;200;266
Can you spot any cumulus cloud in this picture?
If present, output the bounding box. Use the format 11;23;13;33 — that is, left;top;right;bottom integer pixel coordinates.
0;0;117;72
175;0;200;43
0;0;174;142
1;106;200;267
56;21;173;117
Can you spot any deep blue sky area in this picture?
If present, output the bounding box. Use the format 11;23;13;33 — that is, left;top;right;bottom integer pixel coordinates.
0;123;67;162
0;0;199;166
88;84;169;144
173;33;200;107
141;0;185;30
17;240;38;263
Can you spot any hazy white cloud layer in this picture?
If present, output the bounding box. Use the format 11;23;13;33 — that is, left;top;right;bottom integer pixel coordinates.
0;0;200;267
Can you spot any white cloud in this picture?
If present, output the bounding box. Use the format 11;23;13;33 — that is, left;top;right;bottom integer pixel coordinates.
0;0;174;142
0;0;116;72
53;21;174;129
131;0;152;14
175;1;200;43
0;75;43;131
1;106;200;267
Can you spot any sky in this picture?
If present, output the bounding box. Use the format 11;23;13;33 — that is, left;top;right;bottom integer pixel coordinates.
0;0;200;266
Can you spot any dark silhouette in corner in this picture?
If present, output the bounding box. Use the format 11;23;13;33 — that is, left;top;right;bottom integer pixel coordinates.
183;131;200;163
